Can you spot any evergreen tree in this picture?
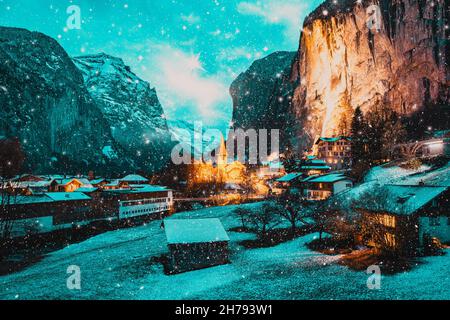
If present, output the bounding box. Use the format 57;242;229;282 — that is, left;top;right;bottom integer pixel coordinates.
280;140;299;173
350;106;366;168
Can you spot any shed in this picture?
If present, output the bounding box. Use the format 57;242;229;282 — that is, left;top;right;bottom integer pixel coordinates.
164;218;230;273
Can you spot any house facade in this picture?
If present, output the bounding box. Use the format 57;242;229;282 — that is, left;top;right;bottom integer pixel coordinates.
301;173;353;201
358;185;449;256
315;136;352;171
49;178;83;192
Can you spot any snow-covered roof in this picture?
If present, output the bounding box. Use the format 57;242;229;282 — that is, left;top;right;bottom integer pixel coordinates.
53;178;81;186
165;218;230;245
315;136;351;144
104;179;124;187
120;174;149;182
45;192;91;202
13;181;52;188
76;187;99;193
303;173;350;183
76;178;94;187
0;194;53;205
276;172;303;182
105;184;168;194
129;184;169;192
300;165;331;170
359;185;448;215
13;174;46;182
89;178;107;185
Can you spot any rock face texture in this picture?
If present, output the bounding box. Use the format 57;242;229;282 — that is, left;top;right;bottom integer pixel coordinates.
73;53;174;172
0;27;116;172
230;51;300;152
0;27;173;173
291;0;449;150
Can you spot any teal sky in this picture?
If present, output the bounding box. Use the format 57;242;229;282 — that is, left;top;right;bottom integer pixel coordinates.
0;0;322;131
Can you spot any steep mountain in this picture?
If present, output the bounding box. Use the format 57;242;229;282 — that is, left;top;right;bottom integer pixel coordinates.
0;27;118;173
291;0;449;150
230;51;300;153
73;53;174;172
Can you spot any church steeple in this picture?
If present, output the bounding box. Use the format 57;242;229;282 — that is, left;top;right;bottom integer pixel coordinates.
217;135;227;165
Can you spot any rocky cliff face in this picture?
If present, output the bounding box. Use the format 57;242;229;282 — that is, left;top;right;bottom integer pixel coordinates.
0;27;117;172
73;53;174;172
230;51;300;152
291;0;449;150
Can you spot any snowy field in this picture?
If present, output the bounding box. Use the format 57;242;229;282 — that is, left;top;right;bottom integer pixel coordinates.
0;202;449;300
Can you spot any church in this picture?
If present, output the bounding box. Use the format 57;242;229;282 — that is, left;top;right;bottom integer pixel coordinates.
187;137;247;191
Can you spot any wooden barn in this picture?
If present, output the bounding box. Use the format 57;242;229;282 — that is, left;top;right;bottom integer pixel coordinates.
164;218;230;274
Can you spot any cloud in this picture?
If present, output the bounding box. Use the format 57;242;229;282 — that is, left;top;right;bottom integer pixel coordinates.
107;40;233;129
237;0;311;41
150;44;229;120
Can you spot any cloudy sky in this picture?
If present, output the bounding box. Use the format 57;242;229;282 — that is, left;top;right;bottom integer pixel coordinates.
0;0;322;132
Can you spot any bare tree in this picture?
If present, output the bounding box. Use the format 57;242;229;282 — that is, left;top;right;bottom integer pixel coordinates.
233;207;252;229
0;182;17;241
276;193;313;235
0;137;25;241
248;202;282;240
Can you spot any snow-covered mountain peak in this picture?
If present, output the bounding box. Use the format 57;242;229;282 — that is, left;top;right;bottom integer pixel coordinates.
73;53;173;171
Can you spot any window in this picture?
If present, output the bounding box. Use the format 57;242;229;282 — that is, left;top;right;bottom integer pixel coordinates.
447;217;450;226
429;217;441;226
384;233;396;248
381;215;396;228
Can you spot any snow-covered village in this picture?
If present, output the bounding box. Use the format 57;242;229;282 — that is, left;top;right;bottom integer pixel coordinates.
0;0;450;305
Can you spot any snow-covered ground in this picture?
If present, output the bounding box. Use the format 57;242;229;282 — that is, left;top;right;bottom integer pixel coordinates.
0;202;449;300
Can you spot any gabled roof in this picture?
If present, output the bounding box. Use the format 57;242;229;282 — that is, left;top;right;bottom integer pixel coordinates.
276;172;303;182
13;180;52;188
89;178;107;185
120;174;149;182
302;173;351;183
104;179;124;187
13;174;46;182
45;192;91;202
360;185;448;216
76;178;94;187
315;136;351;144
165;218;230;244
52;178;82;186
105;184;168;194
